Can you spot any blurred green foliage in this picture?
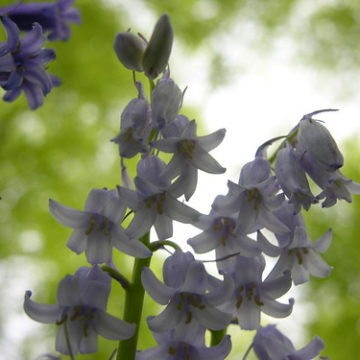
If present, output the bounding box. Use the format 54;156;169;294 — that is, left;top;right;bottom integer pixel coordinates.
1;0;360;359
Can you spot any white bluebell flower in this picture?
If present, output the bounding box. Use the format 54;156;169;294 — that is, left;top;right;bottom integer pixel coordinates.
49;188;151;264
220;255;293;330
136;321;231;360
1;0;81;41
253;324;324;360
118;156;200;240
24;266;135;355
142;251;233;332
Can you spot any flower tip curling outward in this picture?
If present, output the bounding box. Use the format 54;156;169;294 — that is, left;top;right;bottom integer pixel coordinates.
253;324;324;360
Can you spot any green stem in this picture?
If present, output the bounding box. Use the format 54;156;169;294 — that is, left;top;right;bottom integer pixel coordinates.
116;232;151;360
210;328;227;347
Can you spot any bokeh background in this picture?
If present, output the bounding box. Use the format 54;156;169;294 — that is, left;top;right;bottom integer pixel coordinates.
1;0;360;359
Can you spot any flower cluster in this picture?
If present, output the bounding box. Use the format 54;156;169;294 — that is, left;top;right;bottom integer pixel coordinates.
23;12;359;360
0;0;80;109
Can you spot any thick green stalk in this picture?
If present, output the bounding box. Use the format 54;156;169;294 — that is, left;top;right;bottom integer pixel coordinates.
116;232;151;360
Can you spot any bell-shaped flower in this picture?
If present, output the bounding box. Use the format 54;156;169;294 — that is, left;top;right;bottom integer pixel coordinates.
296;114;343;172
154;119;226;200
112;82;151;158
118;156;200;240
142;251;233;333
188;209;260;260
24;266;135;355
316;170;360;207
49;188;151;264
264;224;333;285
0;16;59;109
151;73;183;130
253;324;324;360
213;157;288;235
136;320;231;360
275;144;317;213
220;255;294;330
1;0;81;41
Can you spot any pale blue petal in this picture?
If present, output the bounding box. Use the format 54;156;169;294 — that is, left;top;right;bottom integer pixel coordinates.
24;291;62;324
141;267;173;304
147;300;182;332
194;305;232;330
112;225;151;258
95;311;135;340
262;297;294;318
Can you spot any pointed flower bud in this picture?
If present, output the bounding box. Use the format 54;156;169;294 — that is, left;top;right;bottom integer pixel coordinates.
114;31;146;72
142;14;173;79
297;117;343;172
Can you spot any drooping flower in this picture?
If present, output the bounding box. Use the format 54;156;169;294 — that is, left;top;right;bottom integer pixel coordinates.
24;266;135;355
296;110;343;172
1;0;81;41
49;188;151;264
118;156;200;240
142;251;233;333
275;144;317;213
136;321;231;360
111;82;151;158
262;225;333;285
253;324;324;360
151;73;183;131
154;119;226;200
220;255;294;330
213;157;288;235
0;16;59;109
187;209;260;259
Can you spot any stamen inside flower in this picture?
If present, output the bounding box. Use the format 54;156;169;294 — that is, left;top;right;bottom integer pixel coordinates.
177;139;196;159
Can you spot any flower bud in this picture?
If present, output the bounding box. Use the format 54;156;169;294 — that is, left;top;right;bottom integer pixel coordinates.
297;118;343;171
113;32;146;72
142;14;173;79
